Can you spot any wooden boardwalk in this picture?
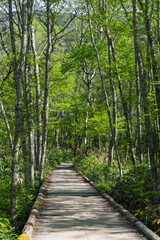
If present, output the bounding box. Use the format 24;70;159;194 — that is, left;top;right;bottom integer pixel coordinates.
32;163;147;240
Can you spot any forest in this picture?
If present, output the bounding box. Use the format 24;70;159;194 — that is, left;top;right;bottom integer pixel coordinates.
0;0;160;238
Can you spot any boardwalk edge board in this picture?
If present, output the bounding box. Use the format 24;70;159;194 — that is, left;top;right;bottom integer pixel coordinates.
78;171;160;240
21;171;53;239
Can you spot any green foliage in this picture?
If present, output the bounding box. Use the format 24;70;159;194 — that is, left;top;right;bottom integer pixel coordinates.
108;165;160;232
16;183;40;232
74;154;160;234
74;153;108;184
97;183;111;192
0;218;17;240
44;148;63;174
110;166;152;207
0;158;12;219
62;43;96;74
0;155;40;234
44;148;74;173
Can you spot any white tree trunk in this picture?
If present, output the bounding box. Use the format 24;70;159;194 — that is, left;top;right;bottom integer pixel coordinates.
40;0;52;181
86;0;122;176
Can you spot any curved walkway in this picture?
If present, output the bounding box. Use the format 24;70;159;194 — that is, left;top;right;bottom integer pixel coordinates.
32;163;147;240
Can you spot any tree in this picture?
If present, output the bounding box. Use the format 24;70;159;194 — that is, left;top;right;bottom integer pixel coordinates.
39;0;52;181
86;0;122;176
132;0;159;200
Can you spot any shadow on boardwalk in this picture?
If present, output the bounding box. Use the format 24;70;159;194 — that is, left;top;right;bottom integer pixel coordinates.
32;163;147;240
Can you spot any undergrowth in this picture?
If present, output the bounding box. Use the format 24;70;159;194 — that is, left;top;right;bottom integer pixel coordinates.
109;166;160;235
73;152;160;236
0;169;39;239
73;152;118;191
0;148;63;239
2;148;160;237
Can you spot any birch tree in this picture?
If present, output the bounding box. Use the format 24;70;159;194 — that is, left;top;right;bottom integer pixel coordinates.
8;0;28;226
39;0;52;181
86;0;122;176
132;0;159;200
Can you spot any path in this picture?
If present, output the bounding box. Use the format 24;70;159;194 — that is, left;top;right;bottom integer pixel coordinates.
32;162;147;240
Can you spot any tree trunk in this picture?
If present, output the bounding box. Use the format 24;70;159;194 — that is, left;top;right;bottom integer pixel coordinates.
86;0;122;176
0;97;13;155
107;38;117;166
40;0;52;181
18;0;29;191
82;68;95;149
133;0;159;200
8;0;19;227
25;63;35;188
84;77;93;146
105;27;137;167
138;0;160;126
9;0;28;225
26;0;35;188
132;0;143;164
31;24;42;169
108;138;114;166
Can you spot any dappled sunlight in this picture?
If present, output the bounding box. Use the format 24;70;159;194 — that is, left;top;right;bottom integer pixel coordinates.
33;163;145;240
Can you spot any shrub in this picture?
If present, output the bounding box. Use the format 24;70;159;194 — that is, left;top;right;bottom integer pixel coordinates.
74;153;108;183
0;218;17;240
